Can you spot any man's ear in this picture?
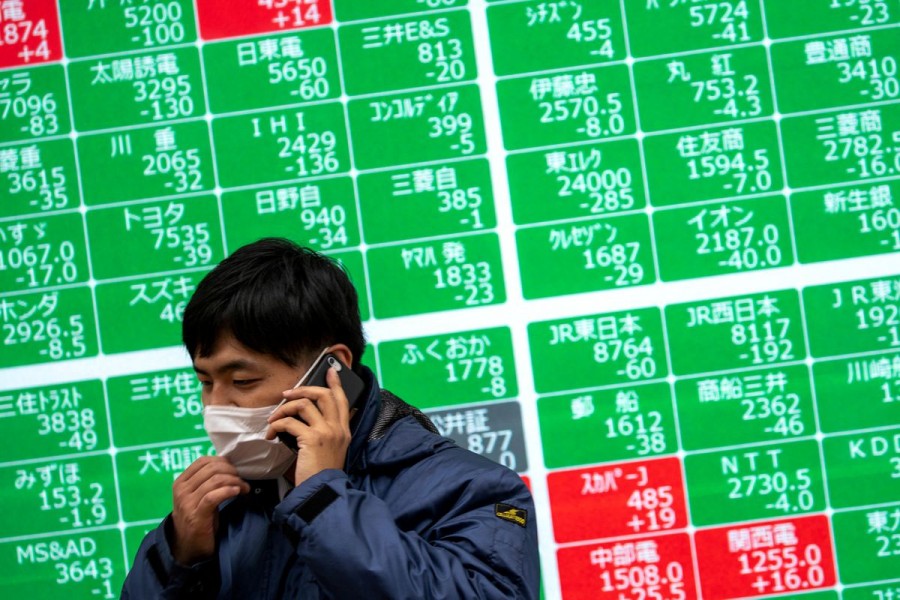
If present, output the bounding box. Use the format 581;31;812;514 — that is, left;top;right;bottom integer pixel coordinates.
328;343;353;368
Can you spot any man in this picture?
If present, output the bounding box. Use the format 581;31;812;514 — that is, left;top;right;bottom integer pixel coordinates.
122;237;540;599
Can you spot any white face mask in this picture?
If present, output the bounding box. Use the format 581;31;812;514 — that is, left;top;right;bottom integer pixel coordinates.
203;404;297;480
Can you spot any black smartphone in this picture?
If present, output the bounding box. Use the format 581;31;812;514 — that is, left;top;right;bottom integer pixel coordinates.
276;352;365;452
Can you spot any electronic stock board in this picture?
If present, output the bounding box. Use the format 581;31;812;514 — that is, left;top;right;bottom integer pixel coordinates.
0;0;899;598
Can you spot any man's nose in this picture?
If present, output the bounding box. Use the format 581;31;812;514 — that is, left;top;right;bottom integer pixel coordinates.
203;383;229;407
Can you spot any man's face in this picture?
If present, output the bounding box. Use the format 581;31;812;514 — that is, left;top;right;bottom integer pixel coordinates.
193;333;307;409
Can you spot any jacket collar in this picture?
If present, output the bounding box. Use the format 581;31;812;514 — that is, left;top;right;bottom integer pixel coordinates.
346;375;446;474
356;416;444;472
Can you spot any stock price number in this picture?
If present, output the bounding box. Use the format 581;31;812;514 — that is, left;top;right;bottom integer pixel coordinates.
739;544;827;593
433;260;494;306
728;467;816;513
593;335;657;380
731;318;794;365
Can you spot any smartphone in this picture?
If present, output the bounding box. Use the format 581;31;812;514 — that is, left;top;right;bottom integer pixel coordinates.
276;351;365;452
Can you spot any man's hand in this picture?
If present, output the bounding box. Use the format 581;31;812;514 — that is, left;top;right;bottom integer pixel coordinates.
171;456;249;565
266;368;352;486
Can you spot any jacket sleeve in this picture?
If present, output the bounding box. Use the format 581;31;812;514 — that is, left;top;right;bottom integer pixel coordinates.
120;515;219;599
272;466;540;600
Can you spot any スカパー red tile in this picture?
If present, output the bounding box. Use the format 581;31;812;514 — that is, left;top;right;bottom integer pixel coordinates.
548;457;688;543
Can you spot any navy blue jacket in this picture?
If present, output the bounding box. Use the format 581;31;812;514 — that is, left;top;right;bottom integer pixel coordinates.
121;371;540;598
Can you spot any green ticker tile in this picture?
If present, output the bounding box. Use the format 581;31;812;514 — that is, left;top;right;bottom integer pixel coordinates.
338;10;476;95
683;439;826;526
822;427;900;508
85;195;224;280
0;454;119;537
653;195;795;281
0;64;71;143
59;0;197;58
376;326;517;409
0;211;90;293
348;84;486;170
366;232;505;318
528;306;668;394
624;0;764;57
633;45;773;132
0;286;98;367
496;63;635;150
643;120;784;208
77;119;215;206
0;380;109;462
516;212;656;299
222;176;360;253
358;158;495;244
333;0;468;21
0;529;125;599
832;504;900;584
68;47;206;131
665;289;807;376
213;102;350;188
763;0;900;39
203;28;341;114
116;440;214;522
781;103;900;189
792;180;900;263
506;138;646;224
802;275;900;358
675;364;816;451
0;138;81;218
771;28;900;114
106;367;205;448
95;270;208;354
487;0;625;76
813;352;900;434
538;381;677;469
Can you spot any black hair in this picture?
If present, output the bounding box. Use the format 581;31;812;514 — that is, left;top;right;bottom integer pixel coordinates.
182;238;365;368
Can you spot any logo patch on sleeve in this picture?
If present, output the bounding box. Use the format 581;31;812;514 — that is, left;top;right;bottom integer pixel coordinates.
495;503;527;528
